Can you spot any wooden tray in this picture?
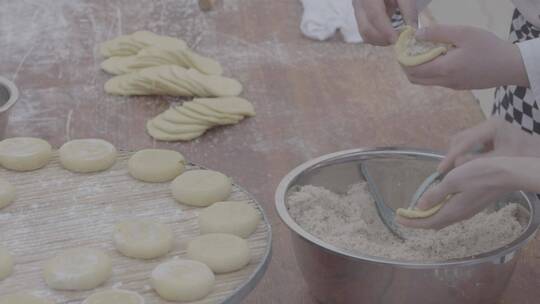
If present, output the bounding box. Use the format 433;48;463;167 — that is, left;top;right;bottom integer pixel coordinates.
0;151;272;303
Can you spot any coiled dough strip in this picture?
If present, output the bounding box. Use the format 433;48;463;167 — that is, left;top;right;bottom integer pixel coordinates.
100;31;187;57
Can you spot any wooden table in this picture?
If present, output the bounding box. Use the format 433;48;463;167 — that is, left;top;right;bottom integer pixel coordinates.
1;0;538;303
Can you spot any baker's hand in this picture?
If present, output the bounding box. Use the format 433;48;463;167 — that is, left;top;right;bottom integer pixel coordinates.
396;157;514;229
438;117;540;173
403;25;530;89
353;0;418;46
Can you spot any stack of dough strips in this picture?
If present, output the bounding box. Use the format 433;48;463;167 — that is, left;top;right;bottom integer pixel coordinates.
99;31;255;141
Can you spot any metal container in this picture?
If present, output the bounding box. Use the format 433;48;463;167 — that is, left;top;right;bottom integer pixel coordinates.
275;148;540;304
0;76;18;137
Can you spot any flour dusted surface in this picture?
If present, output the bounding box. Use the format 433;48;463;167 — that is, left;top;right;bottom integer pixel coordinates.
288;183;524;261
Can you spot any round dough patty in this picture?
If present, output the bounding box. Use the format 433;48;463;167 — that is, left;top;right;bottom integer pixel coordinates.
114;219;173;259
128;149;185;182
187;233;251;273
151;259;215;302
0;137;52;171
43;247;112;291
59;139;117;173
0;178;15;209
199;201;260;238
0;246;13;281
83;289;144;304
171;169;231;207
0;293;53;304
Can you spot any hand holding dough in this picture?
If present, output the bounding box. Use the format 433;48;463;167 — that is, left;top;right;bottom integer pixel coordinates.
395;26;450;66
0;137;52;171
151;259;215;302
59;139;117;173
100;31;187;57
102;46;223;76
104;66;242;97
43;247;112;291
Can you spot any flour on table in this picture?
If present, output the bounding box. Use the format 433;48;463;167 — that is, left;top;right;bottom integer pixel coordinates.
288;183;525;261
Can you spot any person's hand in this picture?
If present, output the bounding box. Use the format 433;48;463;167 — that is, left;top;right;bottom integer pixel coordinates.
403;25;530;89
438;117;540;174
353;0;418;46
396;156;540;229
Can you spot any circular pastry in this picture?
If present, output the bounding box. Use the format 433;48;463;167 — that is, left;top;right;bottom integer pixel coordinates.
187;233;251;273
114;219;173;259
0;246;13;281
128;149;185;182
59;139;117;173
0;137;52;171
170;169;231;207
198;201;260;238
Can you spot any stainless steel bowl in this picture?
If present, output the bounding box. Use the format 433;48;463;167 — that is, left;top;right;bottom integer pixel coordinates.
0;76;18;137
276;148;540;304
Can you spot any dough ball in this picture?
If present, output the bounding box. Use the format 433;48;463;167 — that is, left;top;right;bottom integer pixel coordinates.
0;178;15;209
0;293;53;304
0;137;52;171
151;259;214;302
198;201;261;238
43;247;112;291
171;170;232;207
128;149;186;182
187;233;250;273
0;246;13;281
83;289;144;304
114;219;173;259
59;139;117;173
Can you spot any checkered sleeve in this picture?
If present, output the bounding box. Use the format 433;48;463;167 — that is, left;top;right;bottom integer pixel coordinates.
517;38;540;103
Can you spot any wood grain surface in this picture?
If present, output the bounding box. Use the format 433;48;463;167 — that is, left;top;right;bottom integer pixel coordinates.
0;152;271;303
1;0;538;303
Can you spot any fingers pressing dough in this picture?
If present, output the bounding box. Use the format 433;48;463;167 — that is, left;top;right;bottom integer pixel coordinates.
128;149;186;182
114;219;174;259
198;201;261;238
146;97;255;141
83;289;144;304
0;246;13;281
396;194;452;219
43;247;112;291
187;233;251;274
151;259;215;302
171;169;232;207
101;46;223;76
0;137;52;171
59;139;117;173
0;293;54;304
104;66;242;97
395;26;450;66
100;31;187;58
0;178;15;209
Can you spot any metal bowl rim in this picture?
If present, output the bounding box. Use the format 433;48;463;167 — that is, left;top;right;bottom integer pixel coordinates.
0;76;19;113
275;147;540;268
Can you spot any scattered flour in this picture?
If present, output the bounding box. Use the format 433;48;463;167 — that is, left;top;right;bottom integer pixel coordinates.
287;183;525;261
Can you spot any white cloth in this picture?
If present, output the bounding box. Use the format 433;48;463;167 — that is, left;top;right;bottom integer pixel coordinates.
300;0;363;43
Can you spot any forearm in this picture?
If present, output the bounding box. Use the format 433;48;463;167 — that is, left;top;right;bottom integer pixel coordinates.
499;157;540;193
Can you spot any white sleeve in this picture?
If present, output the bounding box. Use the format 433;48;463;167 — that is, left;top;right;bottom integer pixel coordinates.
517;38;540;102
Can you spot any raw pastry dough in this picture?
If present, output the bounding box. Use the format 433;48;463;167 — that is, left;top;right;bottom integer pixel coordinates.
147;97;255;141
151;259;215;302
83;289;145;304
198;201;261;238
102;46;223;75
128;149;186;182
59;139;117;173
100;31;187;57
114;219;174;259
43;247;112;291
187;233;251;274
395;26;450;67
171;169;232;207
104;66;242;97
0;137;52;171
0;293;53;304
0;178;15;209
0;246;13;281
397;194;451;219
